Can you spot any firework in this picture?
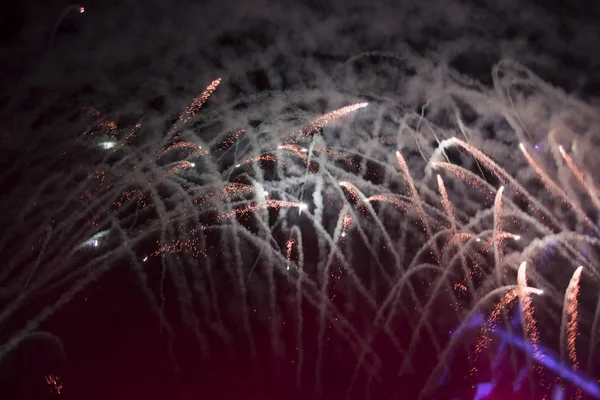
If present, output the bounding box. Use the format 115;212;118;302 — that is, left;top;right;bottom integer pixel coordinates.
290;102;368;142
520;143;598;234
560;266;585;399
562;266;584;369
437;174;457;230
216;200;307;221
286;238;296;271
167;78;222;139
45;374;63;395
3;57;600;400
517;262;541;360
559;145;600;211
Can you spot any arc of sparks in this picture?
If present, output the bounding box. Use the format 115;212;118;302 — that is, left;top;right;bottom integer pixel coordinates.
562;266;584;370
217;200;307;221
520;143;599;234
287;102;368;143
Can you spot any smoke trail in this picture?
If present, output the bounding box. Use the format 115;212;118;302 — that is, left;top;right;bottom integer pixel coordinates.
290;226;305;390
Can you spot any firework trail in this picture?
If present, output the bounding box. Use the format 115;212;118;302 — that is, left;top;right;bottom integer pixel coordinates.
396;151;430;236
216;200;307;221
315;200;348;394
561;266;584;369
289;226;305;390
431;138;508;183
559;145;600;211
435;137;566;232
517;261;546;390
437;174;457;231
366;194;410;211
517;262;541;356
493;186;506;283
519;143;599;234
278;144;310;166
165;161;195;177
285;238;295;271
166;78;222;140
217;129;246;151
45;4;86;62
471;288;519;375
426;285;543;397
159;141;206;159
235;154;277;169
435;176;475;297
339;181;362;205
433;162;497;203
290;102;368;142
341;212;353;238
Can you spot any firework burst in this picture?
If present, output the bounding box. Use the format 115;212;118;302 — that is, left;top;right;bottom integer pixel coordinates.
2;55;600;400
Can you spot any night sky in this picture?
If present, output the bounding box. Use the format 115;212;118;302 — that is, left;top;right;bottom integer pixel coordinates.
2;0;600;399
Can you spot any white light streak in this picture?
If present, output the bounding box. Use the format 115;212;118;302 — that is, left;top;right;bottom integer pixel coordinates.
77;230;109;250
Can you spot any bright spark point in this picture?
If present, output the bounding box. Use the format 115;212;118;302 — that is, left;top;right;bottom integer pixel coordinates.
79;7;85;13
236;164;241;168
519;143;525;150
476;238;481;242
299;202;309;215
93;240;98;247
190;163;196;167
143;256;148;262
341;232;346;237
264;191;269;196
301;148;308;153
514;235;521;241
100;141;116;149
